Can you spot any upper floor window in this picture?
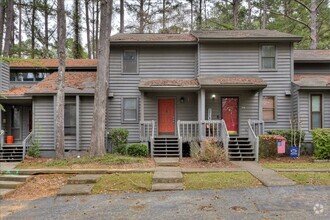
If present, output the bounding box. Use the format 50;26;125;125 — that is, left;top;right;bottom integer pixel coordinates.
123;49;138;74
260;45;276;71
122;97;138;123
263;96;276;121
10;72;50;82
311;94;322;129
64;97;76;136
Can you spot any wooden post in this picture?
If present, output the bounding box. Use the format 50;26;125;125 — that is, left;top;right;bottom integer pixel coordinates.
140;91;144;122
258;89;263;122
76;95;80;151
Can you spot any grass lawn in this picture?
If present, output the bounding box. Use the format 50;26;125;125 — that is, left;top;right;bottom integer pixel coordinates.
262;162;330;169
280;172;330;186
92;173;153;194
184;172;263;190
16;154;148;169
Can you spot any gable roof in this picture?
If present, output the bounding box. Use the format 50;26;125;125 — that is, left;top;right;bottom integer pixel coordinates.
110;33;197;44
294;50;330;63
294;74;330;89
0;86;31;96
198;75;267;89
191;30;302;42
10;59;97;69
26;72;96;95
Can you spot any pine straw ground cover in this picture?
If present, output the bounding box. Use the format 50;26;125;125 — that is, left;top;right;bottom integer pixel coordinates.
280;172;330;186
92;173;153;194
15;154;154;169
184;172;263;190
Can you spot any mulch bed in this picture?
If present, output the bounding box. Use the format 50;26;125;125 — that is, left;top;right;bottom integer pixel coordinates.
180;158;238;168
259;155;314;164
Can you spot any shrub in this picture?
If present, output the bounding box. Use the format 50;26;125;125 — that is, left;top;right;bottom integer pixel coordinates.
127;144;148;157
259;135;285;158
310;129;330;160
109;128;129;149
194;139;226;163
27;141;41;158
113;144;127;155
267;130;305;146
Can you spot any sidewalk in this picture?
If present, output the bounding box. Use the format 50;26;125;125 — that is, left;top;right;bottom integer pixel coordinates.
233;161;296;187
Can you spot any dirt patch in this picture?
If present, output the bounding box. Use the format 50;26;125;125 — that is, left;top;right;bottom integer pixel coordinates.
0;203;28;219
259;155;314;164
180;158;238;168
70;158;155;169
4;174;69;200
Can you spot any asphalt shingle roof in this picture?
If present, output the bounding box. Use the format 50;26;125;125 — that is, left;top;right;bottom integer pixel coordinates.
294;50;330;62
10;59;97;68
111;33;197;42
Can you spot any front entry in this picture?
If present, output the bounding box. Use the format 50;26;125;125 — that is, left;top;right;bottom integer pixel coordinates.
221;97;239;135
158;98;175;135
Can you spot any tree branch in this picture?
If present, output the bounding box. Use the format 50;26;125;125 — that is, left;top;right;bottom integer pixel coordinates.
294;0;311;12
316;0;326;11
270;11;311;31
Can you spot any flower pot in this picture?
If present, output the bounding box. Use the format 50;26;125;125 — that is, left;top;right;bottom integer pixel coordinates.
6;136;14;144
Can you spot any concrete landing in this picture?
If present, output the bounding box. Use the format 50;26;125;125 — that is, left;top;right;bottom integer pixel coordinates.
0;175;31;182
154;158;180;167
0;162;20;172
57;184;94;196
233;161;296;187
153;172;183;183
152;183;184;191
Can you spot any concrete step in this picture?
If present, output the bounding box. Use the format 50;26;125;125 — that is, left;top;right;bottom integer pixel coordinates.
152;183;184;191
0;175;30;182
154;157;180;166
57;184;94;196
67;174;102;184
153;171;183;183
0;180;22;189
0;188;15;199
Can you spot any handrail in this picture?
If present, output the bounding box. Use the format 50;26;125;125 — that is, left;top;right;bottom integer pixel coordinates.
249;120;265;136
177;120;199;142
248;120;259;161
201;120;222;140
220;120;230;160
23;130;34;159
139;120;154;142
0;130;4;150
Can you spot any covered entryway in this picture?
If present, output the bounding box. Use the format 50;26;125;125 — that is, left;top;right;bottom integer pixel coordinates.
158;98;175;135
221;97;239;135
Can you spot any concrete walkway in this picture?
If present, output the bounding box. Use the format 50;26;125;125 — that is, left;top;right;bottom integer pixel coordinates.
57;174;102;196
233;161;296;187
0;163;19;173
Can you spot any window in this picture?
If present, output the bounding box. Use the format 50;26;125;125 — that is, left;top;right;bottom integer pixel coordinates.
35;73;49;81
122;97;138;123
311;94;322;129
263;96;276;121
123;50;137;73
64;100;76;136
10;72;51;82
260;45;276;70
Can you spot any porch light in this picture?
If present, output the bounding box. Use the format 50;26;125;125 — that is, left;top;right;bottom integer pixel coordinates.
211;94;216;100
180;97;185;103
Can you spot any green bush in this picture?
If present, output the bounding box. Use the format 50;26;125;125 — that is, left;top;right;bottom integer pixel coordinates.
310;129;330;160
113;144;128;155
267;129;305;146
27;141;41;158
259;135;285;158
127;144;148;157
109;128;129;149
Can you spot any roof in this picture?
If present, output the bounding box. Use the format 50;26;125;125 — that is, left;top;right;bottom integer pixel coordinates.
139;79;199;91
198;75;267;89
294;74;330;89
191;30;302;42
27;72;96;94
110;33;197;43
10;59;97;69
294;50;330;63
0;86;31;96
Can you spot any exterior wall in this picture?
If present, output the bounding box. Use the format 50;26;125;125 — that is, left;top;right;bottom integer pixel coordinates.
199;42;293;132
294;63;330;74
0;62;10;92
108;45;197;142
298;90;330;142
205;90;259;136
79;96;94;149
144;92;198;136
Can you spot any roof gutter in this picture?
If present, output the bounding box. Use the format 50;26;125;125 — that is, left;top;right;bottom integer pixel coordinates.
110;41;197;45
197;37;303;42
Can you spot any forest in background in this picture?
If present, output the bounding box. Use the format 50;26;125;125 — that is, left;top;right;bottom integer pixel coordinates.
0;0;329;59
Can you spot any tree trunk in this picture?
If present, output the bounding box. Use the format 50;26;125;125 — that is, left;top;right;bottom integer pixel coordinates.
247;0;252;26
0;1;4;55
120;0;124;33
85;0;91;58
73;0;81;58
262;0;267;29
44;0;49;58
233;0;239;30
190;0;193;30
18;0;22;57
162;0;165;31
198;0;202;29
3;0;14;57
139;0;144;33
31;0;36;58
55;0;66;159
89;0;112;157
310;0;317;49
95;0;99;58
92;1;95;58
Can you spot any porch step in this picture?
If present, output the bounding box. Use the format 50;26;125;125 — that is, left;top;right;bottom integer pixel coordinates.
228;136;256;161
0;175;30;182
152;137;180;158
0;144;24;162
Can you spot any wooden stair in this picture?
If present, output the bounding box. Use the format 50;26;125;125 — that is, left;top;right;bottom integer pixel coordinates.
153;137;180;157
0;144;24;162
228;137;256;161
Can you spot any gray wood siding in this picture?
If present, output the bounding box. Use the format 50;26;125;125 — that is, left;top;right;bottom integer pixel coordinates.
299;90;330;142
22;106;31;139
205;90;259;137
79;96;93;149
108;45;197;142
33;97;55;149
292;84;299;122
0;62;9;92
144;92;198;136
199;42;293;131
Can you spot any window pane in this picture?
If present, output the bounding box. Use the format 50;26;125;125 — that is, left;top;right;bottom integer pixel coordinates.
312;95;321;112
263;96;274;108
124;98;137;109
64;104;76;135
10;73;16;81
17;72;34;81
262;58;275;69
262;45;276;57
263;96;275;120
263;110;274;121
123;50;137;73
124;109;137;120
312;112;321;129
123;98;138;122
35;72;49;81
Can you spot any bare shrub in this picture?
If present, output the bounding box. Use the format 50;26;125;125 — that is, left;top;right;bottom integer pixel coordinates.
194;139;227;163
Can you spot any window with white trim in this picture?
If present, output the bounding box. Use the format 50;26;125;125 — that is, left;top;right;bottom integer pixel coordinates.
311;94;322;129
260;45;276;70
263;96;276;121
123;49;137;74
122;97;138;123
64;98;76;136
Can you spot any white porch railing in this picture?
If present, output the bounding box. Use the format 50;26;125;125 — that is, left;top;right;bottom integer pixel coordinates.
248;120;259;161
249;120;265;136
220;119;230;160
23;130;34;160
177;120;199;142
201;120;222;140
139;120;155;142
0;130;4;150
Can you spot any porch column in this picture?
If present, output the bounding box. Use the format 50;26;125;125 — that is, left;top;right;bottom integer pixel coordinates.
258;89;263;121
140;91;144;122
199;89;206;140
76;95;80;151
201;89;205;121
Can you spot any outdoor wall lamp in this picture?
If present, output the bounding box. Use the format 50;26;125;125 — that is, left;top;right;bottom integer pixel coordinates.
211;94;216;100
180;97;185;103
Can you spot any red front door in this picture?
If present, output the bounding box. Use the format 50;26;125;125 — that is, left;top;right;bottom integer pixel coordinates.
221;97;239;135
158;98;175;135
